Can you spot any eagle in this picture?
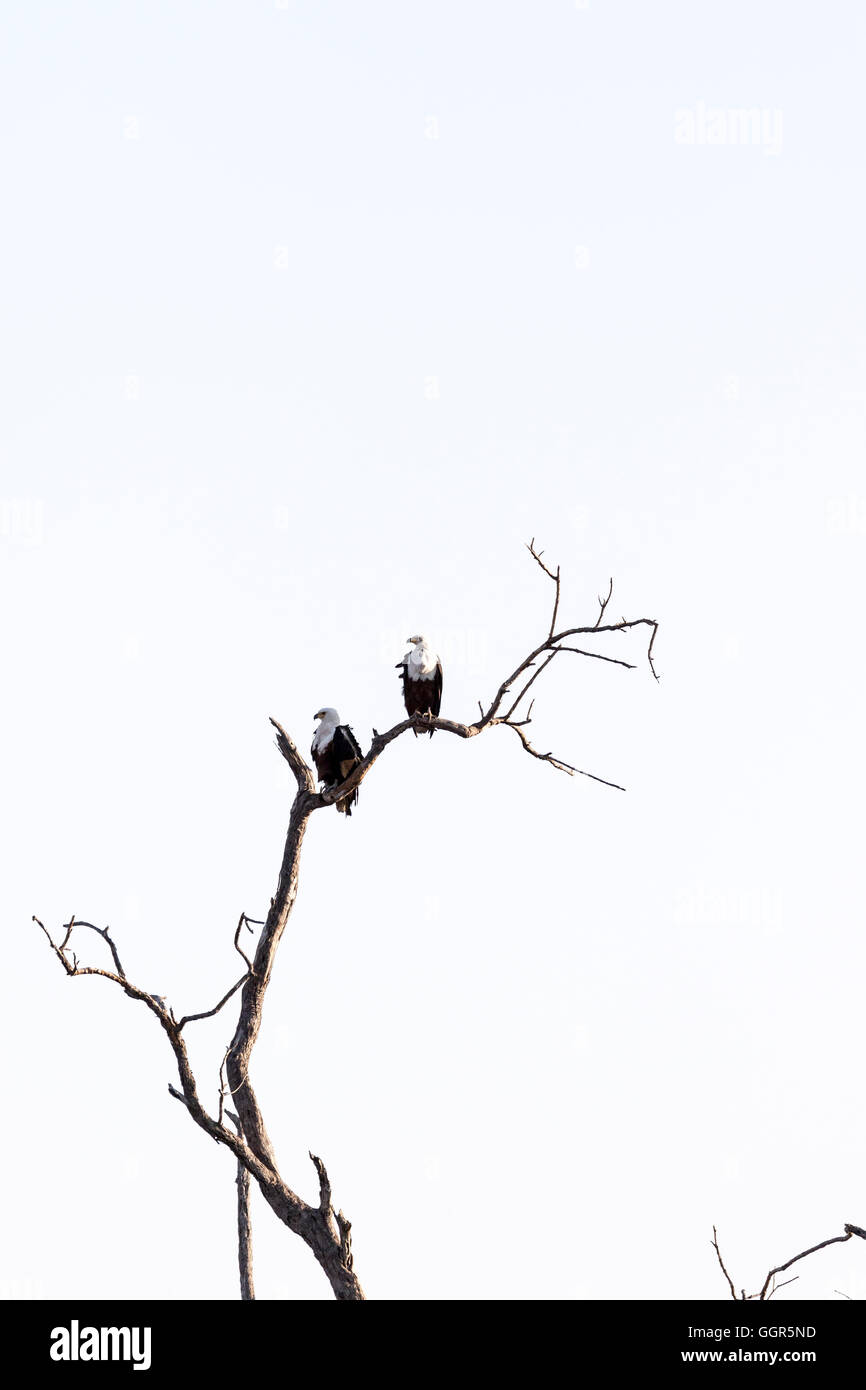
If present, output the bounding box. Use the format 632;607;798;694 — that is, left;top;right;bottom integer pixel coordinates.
311;708;363;815
396;635;443;736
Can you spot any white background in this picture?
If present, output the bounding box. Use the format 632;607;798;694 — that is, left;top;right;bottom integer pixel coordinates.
2;0;864;1302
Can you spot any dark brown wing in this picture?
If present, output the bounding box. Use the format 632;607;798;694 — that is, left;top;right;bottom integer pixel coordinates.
312;737;338;787
333;724;362;815
396;659;411;717
333;724;363;781
431;661;443;717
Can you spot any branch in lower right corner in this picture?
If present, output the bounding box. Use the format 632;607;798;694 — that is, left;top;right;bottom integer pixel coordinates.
713;1222;865;1301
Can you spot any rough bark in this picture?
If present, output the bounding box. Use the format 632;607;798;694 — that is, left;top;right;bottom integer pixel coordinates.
236;1160;255;1302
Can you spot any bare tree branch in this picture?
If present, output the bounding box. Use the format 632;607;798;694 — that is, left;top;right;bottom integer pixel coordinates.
42;916;129;979
713;1223;865;1300
477;551;659;755
333;544;658;799
500;719;627;789
554;644;636;670
233;913;256;973
595;578;613;629
336;1210;354;1273
766;1274;798;1299
502;649;558;722
757;1225;864;1301
176;974;249;1031
33;917;177;1027
712;1225;737;1301
236;1161;255;1301
526;537;561;638
270;719;316;793
34;913;360;1293
35;541;658;1302
309;1152;332;1217
229;1111;255;1301
218;1050;229;1126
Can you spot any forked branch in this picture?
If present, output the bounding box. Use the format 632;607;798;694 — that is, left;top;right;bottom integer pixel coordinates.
325;542;659;804
712;1223;866;1300
527;537;561;638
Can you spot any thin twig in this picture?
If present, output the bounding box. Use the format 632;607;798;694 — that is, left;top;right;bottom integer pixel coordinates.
176;973;249;1031
502;650;559;721
498;720;627;789
527;537;561;640
595;578;613;629
767;1274;798;1299
234;913;254;973
218;1047;230;1126
555;644;636;670
712;1226;738;1301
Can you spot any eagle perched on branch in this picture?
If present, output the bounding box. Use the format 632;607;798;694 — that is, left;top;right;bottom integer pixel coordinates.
397;635;443;736
311;708;363;815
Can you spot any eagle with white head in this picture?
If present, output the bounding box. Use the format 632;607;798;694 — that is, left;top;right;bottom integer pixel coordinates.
396;635;443;736
311;708;363;815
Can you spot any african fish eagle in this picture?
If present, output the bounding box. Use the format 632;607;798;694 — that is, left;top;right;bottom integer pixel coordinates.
311;708;363;815
396;635;443;736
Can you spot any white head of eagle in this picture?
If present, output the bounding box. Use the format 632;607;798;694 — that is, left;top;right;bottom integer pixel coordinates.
396;635;443;737
311;708;363;815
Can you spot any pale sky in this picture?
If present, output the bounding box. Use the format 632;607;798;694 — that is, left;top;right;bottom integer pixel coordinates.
2;0;865;1302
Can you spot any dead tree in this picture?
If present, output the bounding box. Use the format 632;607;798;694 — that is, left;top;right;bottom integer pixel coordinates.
712;1223;866;1300
34;542;659;1301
